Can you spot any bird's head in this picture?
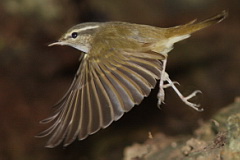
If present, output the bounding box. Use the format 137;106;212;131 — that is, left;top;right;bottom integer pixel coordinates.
49;22;101;53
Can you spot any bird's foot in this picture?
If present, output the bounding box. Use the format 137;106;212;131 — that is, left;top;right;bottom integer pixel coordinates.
164;76;203;112
178;90;203;111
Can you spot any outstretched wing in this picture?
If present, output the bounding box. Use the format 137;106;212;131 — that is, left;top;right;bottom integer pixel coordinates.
38;40;165;148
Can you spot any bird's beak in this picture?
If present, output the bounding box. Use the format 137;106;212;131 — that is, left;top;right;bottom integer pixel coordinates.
48;41;66;47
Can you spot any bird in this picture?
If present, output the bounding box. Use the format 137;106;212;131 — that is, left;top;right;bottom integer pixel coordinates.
37;11;228;148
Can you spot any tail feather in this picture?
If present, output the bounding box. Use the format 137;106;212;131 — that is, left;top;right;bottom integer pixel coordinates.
165;10;228;38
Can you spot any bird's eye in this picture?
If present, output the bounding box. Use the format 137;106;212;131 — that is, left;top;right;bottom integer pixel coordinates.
71;32;78;39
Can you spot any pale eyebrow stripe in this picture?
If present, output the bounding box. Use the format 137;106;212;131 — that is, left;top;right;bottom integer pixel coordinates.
71;25;100;33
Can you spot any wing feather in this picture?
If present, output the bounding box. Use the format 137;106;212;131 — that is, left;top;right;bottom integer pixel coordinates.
39;45;165;147
63;90;80;145
111;69;144;103
77;79;89;140
46;92;75;147
91;68;118;126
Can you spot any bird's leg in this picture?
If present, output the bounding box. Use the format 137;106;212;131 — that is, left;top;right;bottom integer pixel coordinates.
157;59;179;105
157;59;168;107
157;59;203;111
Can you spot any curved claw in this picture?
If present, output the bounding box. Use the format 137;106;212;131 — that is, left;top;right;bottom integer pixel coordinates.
163;81;180;89
173;81;180;86
157;88;165;108
184;101;203;112
196;107;204;112
185;90;202;100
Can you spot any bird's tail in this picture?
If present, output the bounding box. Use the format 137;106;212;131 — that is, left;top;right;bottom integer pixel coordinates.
165;10;228;38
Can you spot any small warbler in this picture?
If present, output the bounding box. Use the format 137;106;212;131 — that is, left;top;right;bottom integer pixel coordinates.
37;11;227;147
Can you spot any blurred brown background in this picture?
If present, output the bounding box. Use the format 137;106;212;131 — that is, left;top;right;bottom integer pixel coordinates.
0;0;239;160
